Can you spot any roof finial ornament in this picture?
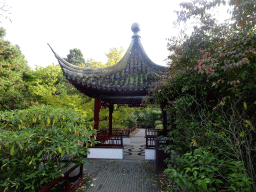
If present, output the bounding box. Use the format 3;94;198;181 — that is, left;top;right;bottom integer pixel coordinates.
131;23;140;35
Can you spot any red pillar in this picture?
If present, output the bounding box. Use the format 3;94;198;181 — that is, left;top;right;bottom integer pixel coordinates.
94;98;101;130
109;104;114;135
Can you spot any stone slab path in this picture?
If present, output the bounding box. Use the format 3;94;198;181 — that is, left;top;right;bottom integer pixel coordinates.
73;129;165;192
80;159;161;192
123;128;146;160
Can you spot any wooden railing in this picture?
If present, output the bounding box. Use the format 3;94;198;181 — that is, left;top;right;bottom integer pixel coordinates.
93;127;137;147
39;155;85;192
95;135;123;148
98;126;137;137
99;129;129;136
145;128;158;149
145;128;158;136
39;164;83;192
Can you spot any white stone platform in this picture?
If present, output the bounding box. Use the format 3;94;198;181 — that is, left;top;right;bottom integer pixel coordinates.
88;129;156;160
87;148;123;159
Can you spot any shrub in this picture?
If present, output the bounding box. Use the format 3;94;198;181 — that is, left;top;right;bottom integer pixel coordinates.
164;147;252;192
161;92;255;190
0;105;98;192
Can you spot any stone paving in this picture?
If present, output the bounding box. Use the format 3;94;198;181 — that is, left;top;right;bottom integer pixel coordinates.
123;128;146;160
81;159;161;192
74;129;163;192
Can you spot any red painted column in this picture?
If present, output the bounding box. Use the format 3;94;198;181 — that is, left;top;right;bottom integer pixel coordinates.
109;104;114;135
94;98;101;130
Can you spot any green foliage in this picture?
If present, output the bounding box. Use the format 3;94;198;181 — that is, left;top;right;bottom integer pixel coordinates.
114;105;138;129
87;58;105;68
135;107;162;128
105;47;124;67
112;105;129;129
98;104;138;130
64;48;86;66
150;0;256;190
0;27;6;38
23;64;92;109
160;79;256;190
229;0;256;32
0;27;30;111
125;110;138;128
88;46;124;68
0;105;98;192
118;106;163;130
164;147;252;192
24;64;64;101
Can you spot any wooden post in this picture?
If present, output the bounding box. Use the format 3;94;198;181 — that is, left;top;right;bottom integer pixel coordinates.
94;98;101;130
161;101;168;136
79;164;83;177
109;104;114;135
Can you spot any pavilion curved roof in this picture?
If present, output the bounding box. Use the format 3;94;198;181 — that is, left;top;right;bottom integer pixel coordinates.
48;23;168;106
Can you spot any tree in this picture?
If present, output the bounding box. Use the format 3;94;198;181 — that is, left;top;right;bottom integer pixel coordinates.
150;0;256;190
105;47;124;67
24;64;65;102
0;27;6;37
0;27;30;111
86;58;104;68
229;0;256;32
23;64;92;108
86;47;124;68
64;48;87;66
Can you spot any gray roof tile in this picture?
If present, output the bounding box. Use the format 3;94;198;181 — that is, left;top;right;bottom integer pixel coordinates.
48;23;168;105
48;24;167;94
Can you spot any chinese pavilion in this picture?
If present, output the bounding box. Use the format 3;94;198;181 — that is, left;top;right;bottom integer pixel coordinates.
48;23;169;142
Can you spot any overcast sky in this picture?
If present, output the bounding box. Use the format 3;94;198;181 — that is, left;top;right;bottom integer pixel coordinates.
1;0;230;70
